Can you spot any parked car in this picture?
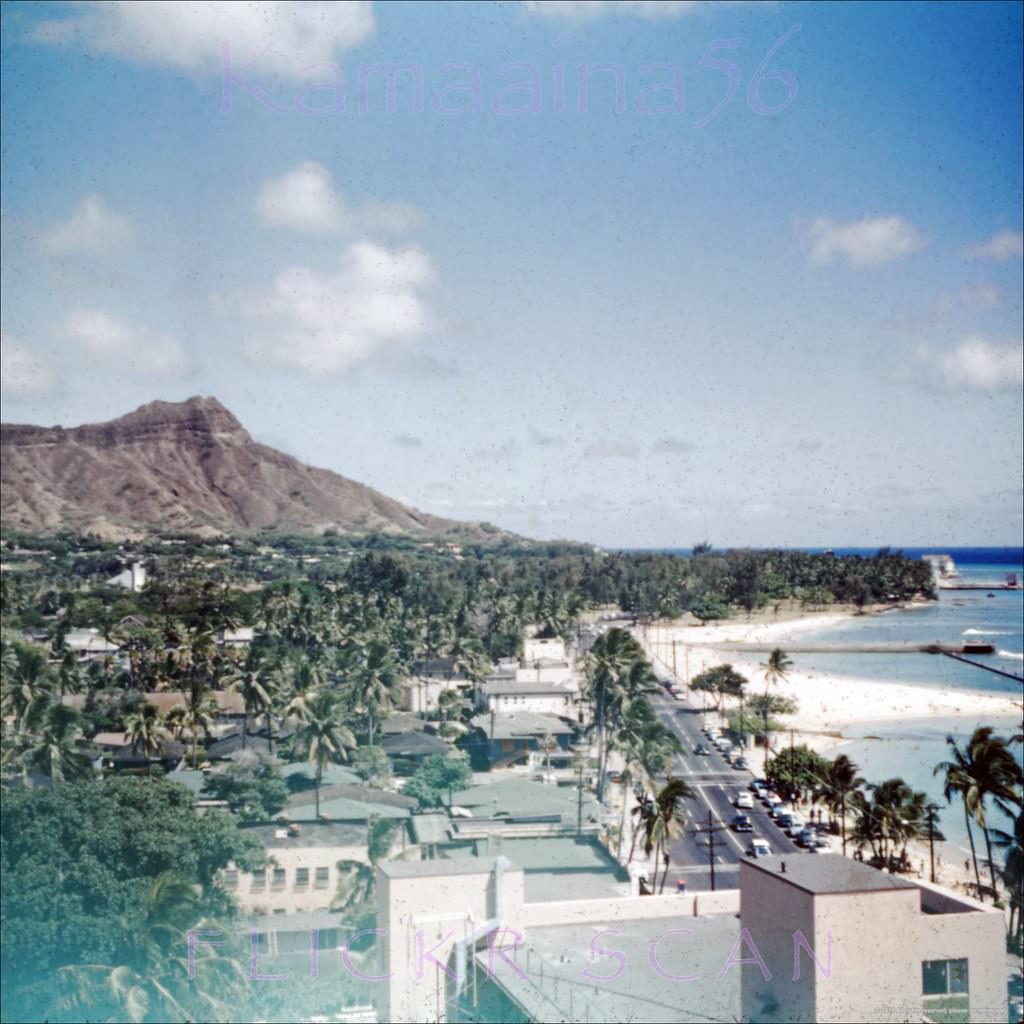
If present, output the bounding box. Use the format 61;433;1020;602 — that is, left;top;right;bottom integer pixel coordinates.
810;837;834;853
734;792;754;809
746;838;771;858
776;812;796;831
750;778;768;791
798;827;818;848
787;817;806;839
733;757;749;770
715;738;732;752
732;814;754;833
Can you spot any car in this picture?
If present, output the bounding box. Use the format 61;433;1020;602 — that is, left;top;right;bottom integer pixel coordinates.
734;792;754;809
732;814;753;833
797;827;818;848
694;744;711;756
715;738;732;752
750;780;765;795
750;778;768;790
746;839;772;858
787;818;806;839
733;757;749;771
810;837;834;853
775;812;793;829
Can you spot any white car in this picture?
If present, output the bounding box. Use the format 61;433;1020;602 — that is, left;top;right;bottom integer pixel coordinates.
734;792;754;809
746;838;771;858
786;817;806;838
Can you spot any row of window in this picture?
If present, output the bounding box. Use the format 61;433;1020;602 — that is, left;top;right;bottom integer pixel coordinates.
223;866;332;891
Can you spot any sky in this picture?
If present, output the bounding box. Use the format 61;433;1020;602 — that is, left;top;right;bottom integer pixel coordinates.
1;0;1022;549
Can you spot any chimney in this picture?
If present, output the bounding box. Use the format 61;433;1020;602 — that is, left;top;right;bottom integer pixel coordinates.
780;861;787;874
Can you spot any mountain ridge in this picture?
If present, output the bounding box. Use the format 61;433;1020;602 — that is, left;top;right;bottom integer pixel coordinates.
1;397;502;541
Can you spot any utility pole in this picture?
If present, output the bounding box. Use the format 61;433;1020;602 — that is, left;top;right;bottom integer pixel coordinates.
739;690;745;750
692;810;729;892
925;803;941;883
672;640;677;683
576;758;584;838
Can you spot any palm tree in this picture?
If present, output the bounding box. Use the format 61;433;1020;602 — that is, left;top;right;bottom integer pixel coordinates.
56;872;249;1023
585;628;645;800
1;645;55;731
826;754;864;855
124;704;171;762
936;728;1023;900
4;701;93;787
347;639;403;747
850;778;928;872
991;810;1023;947
759;647;793;765
643;777;695;893
230;655;275;751
289;689;356;818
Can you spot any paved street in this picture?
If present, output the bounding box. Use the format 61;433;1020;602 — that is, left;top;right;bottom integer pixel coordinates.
644;681;804;893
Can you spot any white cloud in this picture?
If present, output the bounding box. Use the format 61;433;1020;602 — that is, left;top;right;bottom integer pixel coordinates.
804;215;926;267
965;229;1024;262
33;1;374;81
54;309;195;378
915;336;1023;392
256;162;344;232
0;334;60;397
255;161;423;234
40;195;133;254
239;241;437;375
523;0;702;19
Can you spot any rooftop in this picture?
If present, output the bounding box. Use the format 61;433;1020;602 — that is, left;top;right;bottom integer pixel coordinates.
469;711;575;739
242;823;368;849
743;854;917;895
378;855;519;880
473;911;741;1023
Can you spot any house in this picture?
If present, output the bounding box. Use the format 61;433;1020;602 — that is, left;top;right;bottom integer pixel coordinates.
523;635;567;664
402;658;473;715
63;629;120;660
218;627;255;647
465;710;576;770
105;739;187;774
106;562;147;592
380;730;450;774
475;678;579;717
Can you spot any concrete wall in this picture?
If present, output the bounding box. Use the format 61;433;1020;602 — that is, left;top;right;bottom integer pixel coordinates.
379;862;528;1024
231;843;369;915
523;637;566;663
484;692;576;715
740;862;1007;1024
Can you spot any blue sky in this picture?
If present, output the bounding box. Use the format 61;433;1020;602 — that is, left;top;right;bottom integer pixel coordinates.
1;0;1021;547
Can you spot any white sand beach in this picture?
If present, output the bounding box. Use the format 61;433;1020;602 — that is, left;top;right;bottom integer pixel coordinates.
639;609;1022;745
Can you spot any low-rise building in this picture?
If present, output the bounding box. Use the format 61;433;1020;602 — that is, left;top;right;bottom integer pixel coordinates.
740;854;1006;1024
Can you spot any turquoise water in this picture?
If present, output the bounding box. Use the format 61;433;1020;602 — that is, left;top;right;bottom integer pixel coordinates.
792;554;1023;861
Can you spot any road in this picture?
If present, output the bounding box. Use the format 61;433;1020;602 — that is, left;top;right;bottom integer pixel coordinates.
644;681;804;892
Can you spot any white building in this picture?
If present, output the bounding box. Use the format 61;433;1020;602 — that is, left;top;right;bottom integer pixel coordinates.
523;635;567;664
106;561;147;592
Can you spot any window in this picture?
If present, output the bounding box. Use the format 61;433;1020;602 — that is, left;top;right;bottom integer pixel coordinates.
251;871;266;892
922;959;969;1024
223;869;239;889
295;867;309;889
314;866;330;889
271;868;286;890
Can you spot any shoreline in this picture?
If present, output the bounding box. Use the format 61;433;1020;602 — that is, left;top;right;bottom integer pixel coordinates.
639;605;1022;741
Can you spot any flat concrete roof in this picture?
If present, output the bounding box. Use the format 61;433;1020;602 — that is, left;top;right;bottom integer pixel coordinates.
743;854;916;895
474;911;741;1023
378;855;520;880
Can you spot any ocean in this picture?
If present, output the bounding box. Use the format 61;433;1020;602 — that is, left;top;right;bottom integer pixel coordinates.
783;547;1023;864
640;546;1023;862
